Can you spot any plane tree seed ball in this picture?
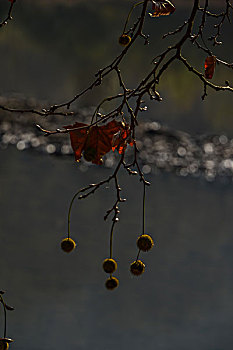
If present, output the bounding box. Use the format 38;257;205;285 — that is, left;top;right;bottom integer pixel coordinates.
60;238;76;253
0;342;8;350
119;34;131;46
130;260;145;276
105;277;119;290
137;234;154;252
102;258;117;274
0;339;14;350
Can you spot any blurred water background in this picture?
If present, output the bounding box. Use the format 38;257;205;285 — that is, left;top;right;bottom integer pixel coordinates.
0;1;233;350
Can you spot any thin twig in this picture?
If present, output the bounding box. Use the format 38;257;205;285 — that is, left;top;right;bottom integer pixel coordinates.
0;0;16;28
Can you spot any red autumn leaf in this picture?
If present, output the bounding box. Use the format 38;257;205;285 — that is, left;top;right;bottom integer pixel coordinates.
150;0;175;17
82;121;123;164
8;0;16;3
64;122;88;162
64;120;126;165
204;56;216;79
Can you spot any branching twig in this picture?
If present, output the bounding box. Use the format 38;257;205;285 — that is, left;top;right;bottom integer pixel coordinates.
0;0;16;29
207;0;233;46
162;20;188;39
0;104;74;117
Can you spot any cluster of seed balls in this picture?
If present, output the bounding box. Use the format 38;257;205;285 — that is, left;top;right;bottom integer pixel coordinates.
60;234;154;290
103;233;154;290
60;234;154;289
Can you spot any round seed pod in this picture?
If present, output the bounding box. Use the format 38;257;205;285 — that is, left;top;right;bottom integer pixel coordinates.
118;34;131;46
0;338;14;350
102;258;117;274
130;260;145;276
60;238;76;253
137;234;154;252
105;277;119;290
0;342;9;350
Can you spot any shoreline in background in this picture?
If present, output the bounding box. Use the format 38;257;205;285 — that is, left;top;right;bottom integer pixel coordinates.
1;99;233;182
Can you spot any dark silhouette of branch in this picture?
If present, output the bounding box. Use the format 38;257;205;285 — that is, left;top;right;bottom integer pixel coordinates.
0;104;74;117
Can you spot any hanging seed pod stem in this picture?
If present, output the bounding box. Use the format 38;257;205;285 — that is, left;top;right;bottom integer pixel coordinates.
109;218;116;259
0;295;7;338
122;1;144;34
67;189;82;239
142;181;146;236
136;181;146;261
0;293;14;341
60;189;81;252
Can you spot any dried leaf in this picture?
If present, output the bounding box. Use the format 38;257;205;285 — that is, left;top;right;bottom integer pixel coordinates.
83;121;122;164
204;56;216;79
64;122;88;162
150;0;175;17
64;120;126;164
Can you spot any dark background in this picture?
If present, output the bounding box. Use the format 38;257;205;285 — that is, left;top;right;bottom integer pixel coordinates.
0;1;233;350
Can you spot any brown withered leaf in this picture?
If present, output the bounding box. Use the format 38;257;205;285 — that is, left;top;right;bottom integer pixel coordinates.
64;120;128;164
64;122;88;162
150;0;176;17
82;121;122;164
204;56;216;79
